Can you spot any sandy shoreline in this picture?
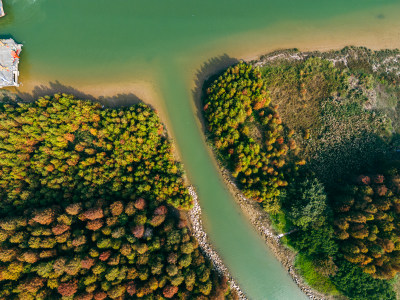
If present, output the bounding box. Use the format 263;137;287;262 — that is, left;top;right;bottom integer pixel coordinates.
8;78;165;117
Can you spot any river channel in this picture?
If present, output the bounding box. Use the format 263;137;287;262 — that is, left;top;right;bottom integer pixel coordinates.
1;0;400;298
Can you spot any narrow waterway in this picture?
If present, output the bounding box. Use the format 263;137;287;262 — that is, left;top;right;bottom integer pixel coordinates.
1;0;400;298
158;60;307;299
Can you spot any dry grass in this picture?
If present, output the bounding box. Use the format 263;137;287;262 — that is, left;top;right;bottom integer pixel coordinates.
260;50;396;187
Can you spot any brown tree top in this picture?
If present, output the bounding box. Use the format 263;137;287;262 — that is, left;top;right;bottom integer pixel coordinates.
333;172;400;279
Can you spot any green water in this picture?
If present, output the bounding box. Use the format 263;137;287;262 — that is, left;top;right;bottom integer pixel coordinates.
2;0;400;298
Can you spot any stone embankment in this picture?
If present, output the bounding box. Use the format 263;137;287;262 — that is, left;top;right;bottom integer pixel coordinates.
185;169;327;299
187;186;247;300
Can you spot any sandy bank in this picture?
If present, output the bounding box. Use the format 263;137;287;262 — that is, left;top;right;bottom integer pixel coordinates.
9;78;165;118
232;2;400;63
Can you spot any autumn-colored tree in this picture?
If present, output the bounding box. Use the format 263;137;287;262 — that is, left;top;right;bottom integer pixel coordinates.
203;62;301;213
82;208;104;220
57;280;78;297
333;172;400;279
163;285;178;298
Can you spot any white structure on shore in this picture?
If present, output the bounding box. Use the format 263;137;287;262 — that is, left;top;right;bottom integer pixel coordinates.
0;0;5;17
0;39;22;88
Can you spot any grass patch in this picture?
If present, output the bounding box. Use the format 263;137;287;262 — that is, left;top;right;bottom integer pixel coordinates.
392;275;400;300
260;53;395;187
270;211;291;233
261;57;348;134
294;254;341;296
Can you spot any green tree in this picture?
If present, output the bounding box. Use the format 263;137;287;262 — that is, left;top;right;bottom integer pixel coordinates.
286;178;328;229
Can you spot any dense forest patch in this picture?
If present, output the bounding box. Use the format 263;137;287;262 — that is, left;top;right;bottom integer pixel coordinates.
0;95;191;214
203;63;302;213
0;95;230;299
202;47;400;299
333;170;400;280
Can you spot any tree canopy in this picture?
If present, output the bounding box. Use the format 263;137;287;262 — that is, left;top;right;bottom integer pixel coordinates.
203;62;301;213
286;178;328;229
0;95;230;299
333;172;400;279
0;94;191;214
203;48;400;299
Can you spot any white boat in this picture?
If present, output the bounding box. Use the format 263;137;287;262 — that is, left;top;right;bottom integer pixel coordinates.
0;39;23;88
0;0;5;18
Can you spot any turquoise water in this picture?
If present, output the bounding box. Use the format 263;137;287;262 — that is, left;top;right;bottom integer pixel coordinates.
1;0;399;81
159;62;307;299
1;0;400;298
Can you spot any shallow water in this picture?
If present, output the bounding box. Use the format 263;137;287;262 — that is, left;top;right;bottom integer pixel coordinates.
1;0;400;298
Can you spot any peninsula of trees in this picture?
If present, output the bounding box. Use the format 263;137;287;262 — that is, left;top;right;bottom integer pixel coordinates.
202;47;400;299
0;95;231;299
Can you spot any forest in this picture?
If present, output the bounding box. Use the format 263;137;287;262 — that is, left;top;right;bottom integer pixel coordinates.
0;95;231;299
202;47;400;299
203;62;302;213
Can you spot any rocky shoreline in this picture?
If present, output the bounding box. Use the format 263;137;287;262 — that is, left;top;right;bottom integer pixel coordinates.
217;167;330;300
187;186;247;300
186;165;329;300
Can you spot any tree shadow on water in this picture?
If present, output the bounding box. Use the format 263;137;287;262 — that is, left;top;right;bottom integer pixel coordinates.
15;80;152;109
191;54;239;133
